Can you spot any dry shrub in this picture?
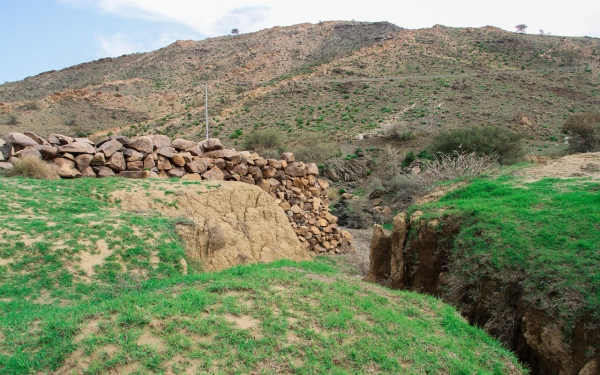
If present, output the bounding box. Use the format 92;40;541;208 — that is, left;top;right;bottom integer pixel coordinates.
205;222;227;251
243;129;284;151
326;188;339;200
290;133;338;164
345;197;374;229
2;157;60;180
387;174;429;203
563;112;600;153
429;126;524;165
425;152;498;181
383;121;415;141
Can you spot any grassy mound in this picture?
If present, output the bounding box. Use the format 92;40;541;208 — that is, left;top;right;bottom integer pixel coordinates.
413;175;600;327
0;177;523;374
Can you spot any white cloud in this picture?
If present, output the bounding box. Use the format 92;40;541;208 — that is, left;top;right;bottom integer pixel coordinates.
61;0;600;38
97;33;139;57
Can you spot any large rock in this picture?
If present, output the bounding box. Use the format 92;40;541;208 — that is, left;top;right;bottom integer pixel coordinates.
157;146;175;158
5;132;38;150
48;134;73;146
119;170;143;179
285;162;307;177
128;136;154;153
0;162;13;170
200;138;222;152
34;145;58;159
17;148;42;160
107;152;126;172
152;135;171;149
90;153;106;166
365;225;392;283
81;166;96;178
113;182;309;272
184;158;212;174
167;166;185;177
171;154;186;167
54;158;82;178
74;154;94;171
172;138;198;151
23;131;50;145
57;142;95;154
97;140;122;158
93;166;115;178
203;166;225;181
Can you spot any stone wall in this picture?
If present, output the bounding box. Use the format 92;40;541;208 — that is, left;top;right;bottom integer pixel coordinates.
0;131;354;255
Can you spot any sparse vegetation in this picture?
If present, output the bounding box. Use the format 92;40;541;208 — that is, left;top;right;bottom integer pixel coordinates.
429;127;525;165
242;128;284;151
562;112;600;153
1;157;59;180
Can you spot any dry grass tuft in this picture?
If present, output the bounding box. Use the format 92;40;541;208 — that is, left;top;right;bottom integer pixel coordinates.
2;157;60;180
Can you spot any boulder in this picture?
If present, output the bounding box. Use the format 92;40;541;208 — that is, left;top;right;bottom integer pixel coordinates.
306;163;319;175
184;158;212;174
54;158;82;178
33;145;58;159
128;136;154;153
118;170;143;179
0;141;12;160
5;132;38;150
17;148;42;160
281;152;295;162
285;162;307;177
267;159;282;169
152;135;171;149
81;166;96;178
142;170;160;179
143;156;155;170
74;154;94;171
181;173;202;181
57;142;95;154
171;154;186;167
23;131;50;145
74;138;95;146
262;166;277;179
125;150;144;162
112;135;131;145
0;162;14;170
200;138;222;152
231;163;248;175
167;166;185;178
97;140;122;158
90;153;106;166
172;138;198;151
157;146;175;158
107;152;126;172
126;161;143;171
93;166;116;178
48;134;73;145
203;166;225;181
157;157;173;170
222;149;244;164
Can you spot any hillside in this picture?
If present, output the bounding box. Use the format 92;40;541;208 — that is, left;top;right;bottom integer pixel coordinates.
0;21;599;157
0;176;524;374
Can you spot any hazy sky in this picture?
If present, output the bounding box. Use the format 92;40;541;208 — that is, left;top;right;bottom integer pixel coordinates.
1;0;599;83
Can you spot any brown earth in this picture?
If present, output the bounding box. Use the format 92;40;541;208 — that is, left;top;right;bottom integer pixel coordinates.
112;181;310;271
517;152;600;182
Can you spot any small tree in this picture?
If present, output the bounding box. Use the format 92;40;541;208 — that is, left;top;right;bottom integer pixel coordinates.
231;28;239;35
515;24;528;33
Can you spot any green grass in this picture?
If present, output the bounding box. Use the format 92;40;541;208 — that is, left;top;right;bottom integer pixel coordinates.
413;176;600;327
0;176;524;374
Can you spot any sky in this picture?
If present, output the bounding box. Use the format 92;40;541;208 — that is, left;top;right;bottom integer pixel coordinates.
1;0;599;83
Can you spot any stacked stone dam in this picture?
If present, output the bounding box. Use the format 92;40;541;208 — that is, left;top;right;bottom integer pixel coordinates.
0;131;354;254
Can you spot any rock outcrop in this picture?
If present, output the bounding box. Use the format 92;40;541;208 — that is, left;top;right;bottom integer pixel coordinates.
367;212;600;375
114;182;310;272
1;131;354;255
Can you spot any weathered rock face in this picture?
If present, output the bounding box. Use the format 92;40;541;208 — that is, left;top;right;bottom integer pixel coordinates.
367;212;600;375
114;182;310;272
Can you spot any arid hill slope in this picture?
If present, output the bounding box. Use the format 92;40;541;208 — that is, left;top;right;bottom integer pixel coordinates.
0;21;598;152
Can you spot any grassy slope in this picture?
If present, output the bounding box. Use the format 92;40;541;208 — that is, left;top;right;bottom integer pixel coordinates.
413;175;600;326
0;176;523;374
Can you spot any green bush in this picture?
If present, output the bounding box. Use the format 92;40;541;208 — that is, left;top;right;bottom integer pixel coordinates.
242;129;284;151
562;112;600;153
429;126;524;164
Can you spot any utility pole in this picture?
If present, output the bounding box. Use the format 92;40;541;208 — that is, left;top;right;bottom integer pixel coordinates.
205;83;209;140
